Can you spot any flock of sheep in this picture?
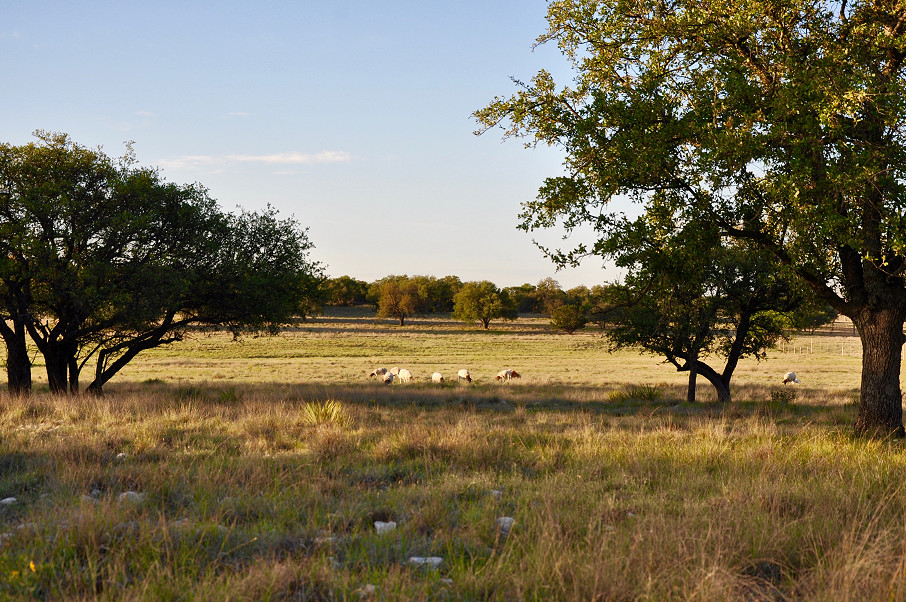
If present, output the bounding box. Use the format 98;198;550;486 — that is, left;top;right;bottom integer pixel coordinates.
370;367;800;387
369;367;521;385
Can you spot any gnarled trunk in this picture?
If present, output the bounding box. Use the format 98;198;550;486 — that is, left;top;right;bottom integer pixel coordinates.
852;308;906;438
693;360;731;404
0;320;31;395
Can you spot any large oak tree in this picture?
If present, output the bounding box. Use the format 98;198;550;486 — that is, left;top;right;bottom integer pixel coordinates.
477;0;906;436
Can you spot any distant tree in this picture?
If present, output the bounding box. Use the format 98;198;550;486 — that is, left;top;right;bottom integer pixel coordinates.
374;275;427;325
504;283;538;313
0;132;324;395
452;281;518;329
550;303;587;334
788;300;839;336
325;276;369;306
534;277;566;317
587;284;625;330
412;275;462;313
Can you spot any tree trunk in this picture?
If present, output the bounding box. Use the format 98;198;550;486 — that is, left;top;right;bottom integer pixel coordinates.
694;361;731;404
852;308;906;438
482;318;491;329
67;354;80;393
686;350;698;403
0;320;31;395
44;348;69;394
398;315;405;326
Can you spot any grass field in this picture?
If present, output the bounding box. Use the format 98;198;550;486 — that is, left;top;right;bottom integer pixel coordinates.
3;310;906;600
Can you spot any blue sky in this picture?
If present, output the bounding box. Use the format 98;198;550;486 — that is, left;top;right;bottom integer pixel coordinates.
3;0;613;288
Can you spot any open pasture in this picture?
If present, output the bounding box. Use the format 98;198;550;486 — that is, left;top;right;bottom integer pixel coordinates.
4;312;906;600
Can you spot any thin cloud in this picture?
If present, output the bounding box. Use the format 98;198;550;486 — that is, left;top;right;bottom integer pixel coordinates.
158;151;351;171
226;112;250;118
156;155;222;170
134;110;154;117
227;151;351;165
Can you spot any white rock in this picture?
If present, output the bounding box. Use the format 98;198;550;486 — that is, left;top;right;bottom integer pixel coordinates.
90;489;102;498
117;491;144;505
115;452;128;461
441;578;454;585
489;489;503;499
374;520;396;534
408;556;443;568
496;516;516;534
0;497;16;505
359;584;377;596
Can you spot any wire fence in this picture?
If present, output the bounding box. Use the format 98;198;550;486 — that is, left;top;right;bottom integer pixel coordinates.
775;317;863;357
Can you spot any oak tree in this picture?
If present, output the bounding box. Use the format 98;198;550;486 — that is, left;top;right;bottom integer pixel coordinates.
477;0;906;436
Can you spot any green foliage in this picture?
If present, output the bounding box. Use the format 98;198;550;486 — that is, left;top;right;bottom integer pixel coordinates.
373;275;428;326
452;281;518;329
0;132;324;394
550;303;587;334
533;277;566;317
324;276;369;307
476;0;906;434
503;283;539;313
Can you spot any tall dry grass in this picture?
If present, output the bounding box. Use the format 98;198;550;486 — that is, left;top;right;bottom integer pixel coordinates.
0;379;904;600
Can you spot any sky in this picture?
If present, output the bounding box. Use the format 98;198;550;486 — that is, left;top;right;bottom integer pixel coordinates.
2;1;618;289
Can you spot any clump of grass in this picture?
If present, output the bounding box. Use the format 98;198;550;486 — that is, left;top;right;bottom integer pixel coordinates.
771;388;797;405
607;384;665;403
302;400;352;428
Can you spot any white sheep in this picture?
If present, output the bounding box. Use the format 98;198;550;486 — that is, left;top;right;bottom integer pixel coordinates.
457;369;472;383
782;371;801;384
382;372;395;385
369;367;388;378
398;368;414;383
389;367;401;376
431;372;444;383
495;369;521;382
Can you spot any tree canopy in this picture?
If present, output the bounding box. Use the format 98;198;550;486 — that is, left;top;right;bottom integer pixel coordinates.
0;132;324;394
452;280;518;329
477;0;906;436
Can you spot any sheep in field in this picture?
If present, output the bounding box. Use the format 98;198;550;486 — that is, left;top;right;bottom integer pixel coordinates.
496;369;521;382
782;371;801;384
382;372;395;385
431;372;444;383
389;367;401;376
457;369;472;383
397;368;414;383
369;367;389;378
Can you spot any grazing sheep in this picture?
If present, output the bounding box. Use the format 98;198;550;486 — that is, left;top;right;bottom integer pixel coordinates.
495;369;521;382
431;372;444;383
398;368;414;383
369;367;389;378
782;371;801;384
457;369;472;383
382;372;395;385
389;367;401;376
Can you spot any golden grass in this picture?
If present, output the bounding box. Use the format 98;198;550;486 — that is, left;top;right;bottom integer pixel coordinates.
1;311;901;599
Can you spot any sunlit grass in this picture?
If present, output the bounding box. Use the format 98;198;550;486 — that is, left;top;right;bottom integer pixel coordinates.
1;311;899;599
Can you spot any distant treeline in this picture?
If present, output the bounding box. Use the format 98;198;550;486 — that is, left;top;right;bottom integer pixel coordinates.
320;274;624;330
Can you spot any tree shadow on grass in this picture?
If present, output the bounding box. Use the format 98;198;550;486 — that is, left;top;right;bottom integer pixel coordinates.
104;379;859;430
